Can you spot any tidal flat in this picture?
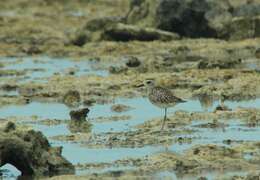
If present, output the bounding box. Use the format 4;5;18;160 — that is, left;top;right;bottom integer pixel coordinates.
1;0;260;179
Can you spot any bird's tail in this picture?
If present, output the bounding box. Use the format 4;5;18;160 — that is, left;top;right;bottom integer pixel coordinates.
179;98;186;103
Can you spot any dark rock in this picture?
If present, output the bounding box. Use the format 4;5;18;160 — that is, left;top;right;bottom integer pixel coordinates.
3;121;16;133
125;56;141;67
69;108;91;133
69;30;91;47
103;23;180;41
126;0;233;38
158;0;233;38
0;129;75;176
215;105;232;111
62;90;81;108
69;108;89;121
223;139;232;145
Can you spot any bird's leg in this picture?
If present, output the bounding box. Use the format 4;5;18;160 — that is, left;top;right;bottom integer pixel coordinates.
161;108;167;131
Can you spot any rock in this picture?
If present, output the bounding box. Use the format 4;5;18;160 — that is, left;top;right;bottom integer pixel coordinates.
69;108;89;121
69;108;91;133
111;104;133;113
102;23;180;41
69;30;91;47
215;105;232;111
158;0;233;38
126;0;233;38
125;56;141;67
0;128;75;176
62;90;81;108
68;16;124;45
3;121;16;133
64;68;77;75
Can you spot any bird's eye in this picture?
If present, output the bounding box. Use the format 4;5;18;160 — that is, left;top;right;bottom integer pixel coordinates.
147;81;151;84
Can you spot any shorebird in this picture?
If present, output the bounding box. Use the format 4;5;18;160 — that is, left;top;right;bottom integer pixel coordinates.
144;79;186;131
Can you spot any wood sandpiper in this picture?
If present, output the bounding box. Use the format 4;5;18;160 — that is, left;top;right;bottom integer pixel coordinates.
144;79;186;131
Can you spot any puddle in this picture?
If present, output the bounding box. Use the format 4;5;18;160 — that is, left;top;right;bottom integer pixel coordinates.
59;142;162;165
0;56;108;83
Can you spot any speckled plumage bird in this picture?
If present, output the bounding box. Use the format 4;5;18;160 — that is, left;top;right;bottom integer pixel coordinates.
144;79;186;131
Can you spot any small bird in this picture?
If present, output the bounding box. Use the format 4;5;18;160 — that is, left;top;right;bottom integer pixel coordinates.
144;79;186;131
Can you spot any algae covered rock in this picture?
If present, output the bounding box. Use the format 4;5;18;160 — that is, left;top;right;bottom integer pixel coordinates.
62;90;81;108
69;108;92;133
125;56;141;68
69;30;91;47
69;108;89;121
0;123;75;177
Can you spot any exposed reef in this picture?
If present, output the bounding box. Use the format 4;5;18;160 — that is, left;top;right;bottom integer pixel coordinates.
0;122;75;177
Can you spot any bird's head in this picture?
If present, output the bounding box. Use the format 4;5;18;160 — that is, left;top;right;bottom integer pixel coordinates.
144;79;155;89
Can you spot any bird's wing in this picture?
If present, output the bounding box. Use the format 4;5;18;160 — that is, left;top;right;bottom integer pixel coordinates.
153;87;185;104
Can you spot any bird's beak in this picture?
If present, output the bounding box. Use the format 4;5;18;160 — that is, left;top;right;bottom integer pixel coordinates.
134;83;145;88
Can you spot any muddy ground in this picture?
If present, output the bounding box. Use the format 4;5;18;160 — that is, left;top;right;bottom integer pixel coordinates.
1;0;260;179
